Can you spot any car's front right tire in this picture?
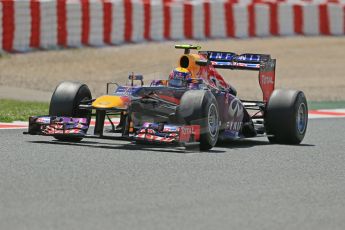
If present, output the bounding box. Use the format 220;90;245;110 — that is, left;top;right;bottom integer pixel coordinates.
49;81;92;141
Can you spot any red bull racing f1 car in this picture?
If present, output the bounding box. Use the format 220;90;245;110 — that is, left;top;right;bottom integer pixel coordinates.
25;45;308;150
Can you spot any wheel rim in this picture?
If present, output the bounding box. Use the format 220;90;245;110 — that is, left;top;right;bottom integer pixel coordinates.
296;102;307;134
208;103;219;137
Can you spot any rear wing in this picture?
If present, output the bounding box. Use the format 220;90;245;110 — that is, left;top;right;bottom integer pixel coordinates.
197;51;276;102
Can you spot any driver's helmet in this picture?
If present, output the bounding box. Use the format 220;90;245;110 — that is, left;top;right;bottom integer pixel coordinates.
168;67;191;88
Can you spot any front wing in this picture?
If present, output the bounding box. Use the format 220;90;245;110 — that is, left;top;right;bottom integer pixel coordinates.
25;116;201;147
26;116;89;137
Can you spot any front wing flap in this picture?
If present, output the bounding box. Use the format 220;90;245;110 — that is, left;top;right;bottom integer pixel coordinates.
134;123;200;145
27;116;89;137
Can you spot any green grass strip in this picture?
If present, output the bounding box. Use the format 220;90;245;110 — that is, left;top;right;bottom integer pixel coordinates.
308;101;345;110
0;99;344;122
0;99;49;122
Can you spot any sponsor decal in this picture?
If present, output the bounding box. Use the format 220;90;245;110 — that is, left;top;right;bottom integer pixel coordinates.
234;62;260;68
259;69;275;102
237;54;261;62
162;125;178;132
260;74;274;85
211;61;228;66
179;125;200;142
115;86;139;96
211;61;260;69
209;52;235;61
228;98;244;119
36;117;51;124
179;126;193;142
226;121;243;131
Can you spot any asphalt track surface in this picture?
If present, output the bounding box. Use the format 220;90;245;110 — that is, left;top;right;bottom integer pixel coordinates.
1;118;345;230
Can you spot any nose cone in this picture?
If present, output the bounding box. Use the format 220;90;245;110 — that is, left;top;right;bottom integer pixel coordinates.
92;95;128;109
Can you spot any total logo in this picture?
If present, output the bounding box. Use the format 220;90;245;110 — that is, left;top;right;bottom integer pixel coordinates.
261;75;274;85
228;98;243;119
179;125;199;142
180;126;194;135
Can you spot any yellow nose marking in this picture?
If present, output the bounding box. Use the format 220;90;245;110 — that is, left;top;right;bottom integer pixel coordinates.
92;95;126;109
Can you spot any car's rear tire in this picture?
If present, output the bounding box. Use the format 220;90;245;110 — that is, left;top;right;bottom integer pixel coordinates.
178;90;219;151
49;81;92;141
265;89;308;144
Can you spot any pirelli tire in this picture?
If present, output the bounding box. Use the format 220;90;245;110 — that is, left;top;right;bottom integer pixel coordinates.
178;90;220;151
49;81;92;141
265;89;308;144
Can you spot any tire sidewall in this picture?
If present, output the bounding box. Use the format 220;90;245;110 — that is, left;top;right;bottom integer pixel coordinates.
49;81;91;120
265;89;308;144
178;90;220;150
49;81;92;141
291;92;308;142
199;93;219;148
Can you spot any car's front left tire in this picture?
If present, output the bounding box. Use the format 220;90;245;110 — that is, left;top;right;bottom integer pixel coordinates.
178;90;220;151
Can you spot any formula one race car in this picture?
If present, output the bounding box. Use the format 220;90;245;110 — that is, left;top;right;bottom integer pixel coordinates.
25;45;308;150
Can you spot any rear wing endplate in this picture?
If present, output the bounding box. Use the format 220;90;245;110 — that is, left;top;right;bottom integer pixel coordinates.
197;51;276;102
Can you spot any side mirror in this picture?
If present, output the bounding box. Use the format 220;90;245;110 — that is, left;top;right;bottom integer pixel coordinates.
128;73;144;86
